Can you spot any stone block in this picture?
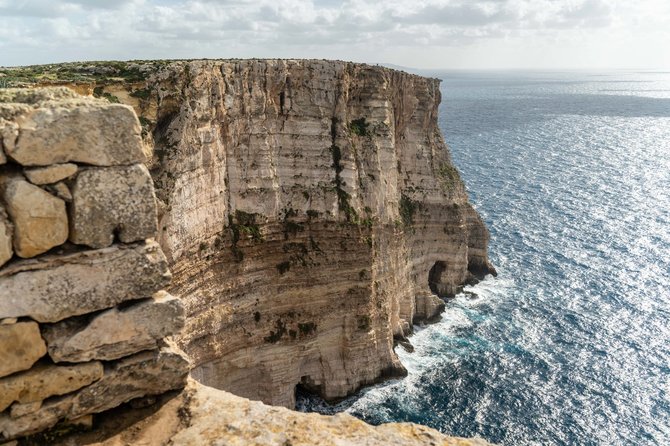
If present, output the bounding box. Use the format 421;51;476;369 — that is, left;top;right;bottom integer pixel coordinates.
1;97;145;167
69;164;158;248
0;322;46;378
0;343;190;441
0;361;103;412
44;291;185;362
0;175;67;258
24;163;77;185
0;241;171;323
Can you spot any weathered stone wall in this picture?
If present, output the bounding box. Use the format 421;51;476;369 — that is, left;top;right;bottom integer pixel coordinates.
0;88;189;442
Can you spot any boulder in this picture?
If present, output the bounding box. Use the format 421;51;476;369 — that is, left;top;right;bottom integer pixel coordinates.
0;322;46;378
0;206;12;268
43;291;185;362
69;165;158;248
0;361;103;411
414;294;445;324
0;175;68;258
24;163;77;185
1;97;145;167
0;343;190;441
0;241;171;323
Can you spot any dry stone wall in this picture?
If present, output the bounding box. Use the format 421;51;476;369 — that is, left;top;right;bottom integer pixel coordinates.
0;88;189;442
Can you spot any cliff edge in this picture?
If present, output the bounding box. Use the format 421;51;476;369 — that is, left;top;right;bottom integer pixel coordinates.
115;59;496;407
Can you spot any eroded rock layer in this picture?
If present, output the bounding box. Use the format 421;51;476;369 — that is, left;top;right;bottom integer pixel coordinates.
114;59;497;407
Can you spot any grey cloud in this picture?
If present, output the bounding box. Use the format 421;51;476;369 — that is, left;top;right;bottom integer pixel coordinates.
394;2;517;27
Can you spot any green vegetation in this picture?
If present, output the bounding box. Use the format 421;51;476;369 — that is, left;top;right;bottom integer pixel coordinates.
130;87;152;100
231;210;263;243
399;194;417;226
0;61;152;88
349;118;369;136
227;210;263;263
437;162;462;190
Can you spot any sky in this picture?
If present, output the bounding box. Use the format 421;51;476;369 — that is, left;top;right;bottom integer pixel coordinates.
1;0;669;69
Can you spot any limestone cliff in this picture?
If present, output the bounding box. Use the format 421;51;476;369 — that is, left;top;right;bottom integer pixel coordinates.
93;59;496;407
44;378;493;446
8;59;496;408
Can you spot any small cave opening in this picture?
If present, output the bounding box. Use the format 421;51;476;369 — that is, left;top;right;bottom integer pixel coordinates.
294;375;325;411
428;260;448;297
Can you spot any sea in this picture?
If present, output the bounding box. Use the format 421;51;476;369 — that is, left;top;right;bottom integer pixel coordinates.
296;70;670;445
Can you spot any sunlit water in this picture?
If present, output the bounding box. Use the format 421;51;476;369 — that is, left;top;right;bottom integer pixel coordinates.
297;71;670;445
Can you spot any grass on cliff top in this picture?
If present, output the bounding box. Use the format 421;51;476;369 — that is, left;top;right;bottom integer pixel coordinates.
0;60;178;88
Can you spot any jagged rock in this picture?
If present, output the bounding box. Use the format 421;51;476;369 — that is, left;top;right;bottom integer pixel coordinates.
0;344;190;441
69;164;158;249
170;381;492;446
23;163;77;185
0;241;171;323
0;361;103;411
0;322;46;378
0;175;68;258
52;379;492;446
43;291;185;362
0;93;145;167
0;205;12;268
414;294;445;323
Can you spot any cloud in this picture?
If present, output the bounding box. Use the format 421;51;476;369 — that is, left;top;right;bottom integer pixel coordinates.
0;0;665;68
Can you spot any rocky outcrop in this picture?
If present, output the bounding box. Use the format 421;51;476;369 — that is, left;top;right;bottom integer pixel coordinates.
0;88;188;442
91;59;495;407
42;378;493;446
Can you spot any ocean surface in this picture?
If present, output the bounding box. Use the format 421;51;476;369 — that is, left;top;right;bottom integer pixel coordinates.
297;71;670;445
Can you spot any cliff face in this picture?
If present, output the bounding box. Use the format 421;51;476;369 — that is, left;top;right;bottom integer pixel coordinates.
111;59;496;407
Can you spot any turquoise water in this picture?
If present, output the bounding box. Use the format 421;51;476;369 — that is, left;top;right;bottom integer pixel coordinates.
297;71;670;445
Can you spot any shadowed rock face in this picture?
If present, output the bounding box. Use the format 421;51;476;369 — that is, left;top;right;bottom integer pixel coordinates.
123;59;496;408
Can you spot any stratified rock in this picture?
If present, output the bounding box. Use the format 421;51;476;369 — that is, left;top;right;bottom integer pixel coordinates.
43;291;185;362
0;205;12;268
0;241;171;323
0;361;103;411
24;163;77;185
69;165;158;248
0;344;190;441
0;175;68;258
0;322;46;378
0;94;145;167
